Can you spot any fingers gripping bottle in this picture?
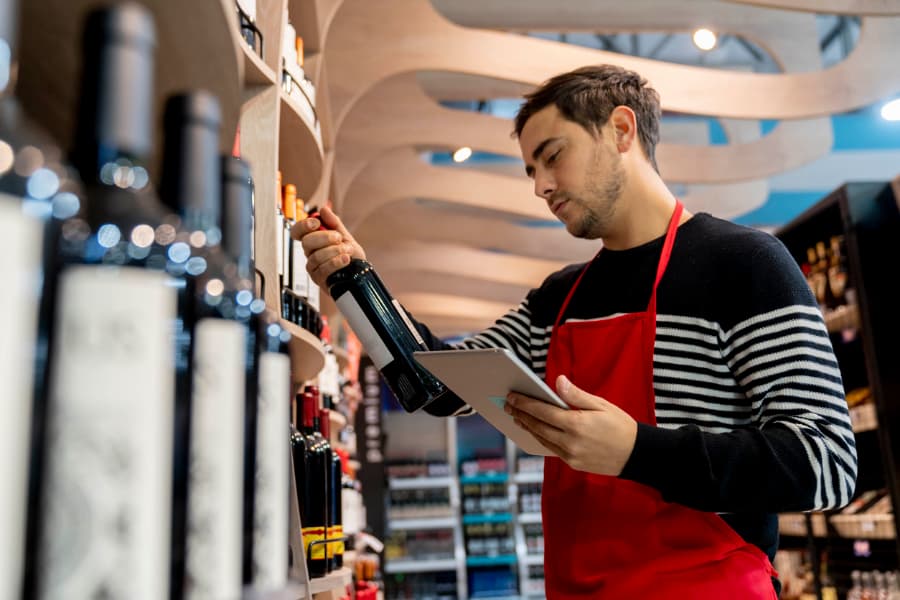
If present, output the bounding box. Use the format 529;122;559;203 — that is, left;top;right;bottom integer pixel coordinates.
309;212;458;412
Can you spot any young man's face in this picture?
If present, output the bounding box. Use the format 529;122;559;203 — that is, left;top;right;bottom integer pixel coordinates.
518;104;625;240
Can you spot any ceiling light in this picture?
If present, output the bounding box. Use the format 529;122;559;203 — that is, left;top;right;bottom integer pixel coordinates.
452;146;472;162
693;28;717;51
881;98;900;121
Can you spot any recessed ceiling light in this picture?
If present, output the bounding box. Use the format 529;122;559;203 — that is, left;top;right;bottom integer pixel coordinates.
693;28;717;51
881;98;900;121
452;146;473;162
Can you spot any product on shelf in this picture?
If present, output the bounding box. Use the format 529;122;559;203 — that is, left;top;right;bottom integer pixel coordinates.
235;0;262;58
0;0;82;597
162;90;278;598
320;407;344;571
222;156;291;589
36;6;177;599
291;387;331;578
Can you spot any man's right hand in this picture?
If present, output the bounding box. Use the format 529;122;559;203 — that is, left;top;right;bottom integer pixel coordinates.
292;206;367;288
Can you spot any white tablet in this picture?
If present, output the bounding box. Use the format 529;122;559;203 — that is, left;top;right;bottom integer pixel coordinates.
413;348;569;456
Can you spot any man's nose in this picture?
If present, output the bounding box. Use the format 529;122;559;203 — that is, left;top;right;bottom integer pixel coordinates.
534;172;556;200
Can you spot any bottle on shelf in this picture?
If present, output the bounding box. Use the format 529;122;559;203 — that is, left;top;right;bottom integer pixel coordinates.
160;91;253;600
36;6;178;599
320;407;344;571
235;0;262;58
309;212;462;413
222;155;290;589
291;388;330;578
0;0;81;597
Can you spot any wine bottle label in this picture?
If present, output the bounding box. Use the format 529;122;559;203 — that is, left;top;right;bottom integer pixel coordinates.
335;292;393;370
236;0;256;21
291;240;309;297
0;200;42;600
392;298;426;346
325;526;334;559
308;281;320;312
275;212;284;278
284;224;293;287
302;526;326;560
41;266;176;600
252;351;291;588
186;318;247;600
334;525;344;555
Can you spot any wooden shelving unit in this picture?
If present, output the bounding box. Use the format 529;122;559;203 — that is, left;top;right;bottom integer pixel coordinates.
775;180;900;597
16;1;354;598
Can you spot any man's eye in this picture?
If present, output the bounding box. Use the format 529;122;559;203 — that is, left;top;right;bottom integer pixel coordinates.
547;150;560;164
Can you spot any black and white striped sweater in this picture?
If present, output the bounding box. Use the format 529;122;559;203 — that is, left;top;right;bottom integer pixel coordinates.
412;213;857;562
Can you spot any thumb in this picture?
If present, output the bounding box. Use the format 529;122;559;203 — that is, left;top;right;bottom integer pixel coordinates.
556;375;605;410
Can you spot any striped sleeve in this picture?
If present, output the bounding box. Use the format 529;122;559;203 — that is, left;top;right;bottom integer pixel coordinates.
621;236;857;513
722;305;857;509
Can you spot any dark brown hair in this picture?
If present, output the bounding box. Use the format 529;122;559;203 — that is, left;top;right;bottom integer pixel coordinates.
514;65;661;171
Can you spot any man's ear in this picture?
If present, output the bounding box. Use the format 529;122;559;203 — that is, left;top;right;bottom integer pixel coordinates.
608;105;638;154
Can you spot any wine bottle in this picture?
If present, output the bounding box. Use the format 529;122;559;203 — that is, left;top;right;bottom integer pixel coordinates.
318;407;344;571
299;389;330;578
311;214;457;411
37;6;177;600
160;92;254;600
222;155;290;589
289;393;309;570
0;1;81;597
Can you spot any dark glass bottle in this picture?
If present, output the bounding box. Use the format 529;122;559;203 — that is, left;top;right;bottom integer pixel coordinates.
289;393;310;571
0;1;81;598
319;407;344;571
323;255;457;412
222;155;290;588
160;91;259;600
37;6;178;600
300;389;330;578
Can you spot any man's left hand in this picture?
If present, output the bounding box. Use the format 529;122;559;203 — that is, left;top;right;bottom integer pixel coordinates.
505;375;638;476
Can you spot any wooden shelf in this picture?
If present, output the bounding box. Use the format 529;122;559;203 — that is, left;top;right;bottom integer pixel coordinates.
281;319;326;383
242;581;307;600
279;89;324;200
17;0;243;179
241;39;278;86
309;566;352;594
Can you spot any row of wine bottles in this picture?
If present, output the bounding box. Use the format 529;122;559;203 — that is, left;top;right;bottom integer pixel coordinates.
1;2;297;599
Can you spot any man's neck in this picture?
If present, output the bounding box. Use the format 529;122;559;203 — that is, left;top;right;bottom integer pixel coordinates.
602;169;691;250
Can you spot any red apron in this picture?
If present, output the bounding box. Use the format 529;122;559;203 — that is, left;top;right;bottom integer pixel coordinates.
541;202;777;599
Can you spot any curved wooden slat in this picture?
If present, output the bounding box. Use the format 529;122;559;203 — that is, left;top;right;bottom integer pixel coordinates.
333;73;830;205
380;270;531;307
325;0;900;128
352;199;599;263
366;242;566;288
341;148;549;229
724;0;900;15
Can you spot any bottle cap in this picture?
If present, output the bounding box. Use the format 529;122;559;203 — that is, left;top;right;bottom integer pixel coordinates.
283;184;297;219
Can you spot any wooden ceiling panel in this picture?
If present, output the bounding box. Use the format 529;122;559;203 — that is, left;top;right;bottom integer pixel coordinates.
352;199;599;263
325;0;900;128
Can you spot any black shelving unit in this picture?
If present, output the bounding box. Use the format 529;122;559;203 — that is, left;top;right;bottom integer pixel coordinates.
775;180;900;598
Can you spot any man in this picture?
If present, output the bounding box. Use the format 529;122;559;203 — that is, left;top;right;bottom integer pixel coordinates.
296;65;856;598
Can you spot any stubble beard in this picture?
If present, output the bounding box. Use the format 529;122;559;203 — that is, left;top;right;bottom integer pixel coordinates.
567;148;626;240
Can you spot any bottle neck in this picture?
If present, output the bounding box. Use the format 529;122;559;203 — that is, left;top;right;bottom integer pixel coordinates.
221;156;254;280
0;0;18;98
161;93;222;236
319;408;330;438
73;5;156;186
302;392;317;431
